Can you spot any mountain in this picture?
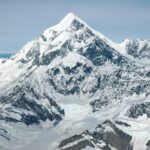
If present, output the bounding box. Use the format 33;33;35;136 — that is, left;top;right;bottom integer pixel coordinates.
0;13;150;150
109;39;150;65
123;39;150;59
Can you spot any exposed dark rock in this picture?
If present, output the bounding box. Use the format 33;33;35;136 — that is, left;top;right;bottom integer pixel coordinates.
115;121;131;127
59;134;84;148
146;140;150;146
60;140;95;150
58;120;133;150
127;102;150;118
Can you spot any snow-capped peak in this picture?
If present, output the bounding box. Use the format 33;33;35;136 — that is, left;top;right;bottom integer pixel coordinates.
39;12;110;53
42;12;85;35
11;13;150;67
51;12;80;30
13;13;104;62
41;12;110;44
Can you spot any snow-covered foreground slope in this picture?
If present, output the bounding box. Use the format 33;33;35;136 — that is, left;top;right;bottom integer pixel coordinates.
0;13;150;150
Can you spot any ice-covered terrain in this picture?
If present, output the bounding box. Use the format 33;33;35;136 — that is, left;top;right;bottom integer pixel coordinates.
0;13;150;150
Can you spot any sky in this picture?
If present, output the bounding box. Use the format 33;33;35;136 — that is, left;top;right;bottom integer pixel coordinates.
0;0;150;53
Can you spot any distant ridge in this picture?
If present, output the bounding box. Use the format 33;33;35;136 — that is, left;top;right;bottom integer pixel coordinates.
0;53;13;58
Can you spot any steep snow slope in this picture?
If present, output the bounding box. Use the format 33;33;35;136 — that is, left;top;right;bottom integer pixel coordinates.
0;13;150;150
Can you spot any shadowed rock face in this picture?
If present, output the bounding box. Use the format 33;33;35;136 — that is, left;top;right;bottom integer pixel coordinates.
125;40;150;60
58;120;133;150
78;37;129;67
0;84;64;126
146;140;150;150
127;102;150;119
